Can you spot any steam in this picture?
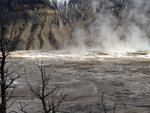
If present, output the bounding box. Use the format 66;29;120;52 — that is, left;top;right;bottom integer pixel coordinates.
69;0;150;53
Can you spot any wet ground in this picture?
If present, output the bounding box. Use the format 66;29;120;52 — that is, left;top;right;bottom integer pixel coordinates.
6;51;150;113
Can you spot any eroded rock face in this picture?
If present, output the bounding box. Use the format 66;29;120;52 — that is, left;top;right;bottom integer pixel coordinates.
4;4;71;50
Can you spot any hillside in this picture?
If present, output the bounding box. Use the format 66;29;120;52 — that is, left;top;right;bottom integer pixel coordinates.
2;1;71;50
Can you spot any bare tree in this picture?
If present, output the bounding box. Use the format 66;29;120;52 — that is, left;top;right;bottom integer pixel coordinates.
26;62;66;113
101;92;117;113
65;0;92;24
89;92;117;113
41;0;58;9
101;92;107;113
51;0;58;10
0;0;20;113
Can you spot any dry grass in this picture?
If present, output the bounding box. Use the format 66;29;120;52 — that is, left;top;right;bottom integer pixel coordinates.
127;52;148;56
124;110;137;113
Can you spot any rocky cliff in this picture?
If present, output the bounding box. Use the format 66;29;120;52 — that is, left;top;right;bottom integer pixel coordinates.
3;2;71;50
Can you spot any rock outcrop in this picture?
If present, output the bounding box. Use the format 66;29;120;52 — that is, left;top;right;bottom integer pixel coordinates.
4;2;71;50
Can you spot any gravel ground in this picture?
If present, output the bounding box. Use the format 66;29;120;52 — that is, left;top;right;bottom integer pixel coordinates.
5;51;150;113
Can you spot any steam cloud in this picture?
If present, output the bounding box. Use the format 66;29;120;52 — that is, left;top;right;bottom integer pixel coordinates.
69;0;150;53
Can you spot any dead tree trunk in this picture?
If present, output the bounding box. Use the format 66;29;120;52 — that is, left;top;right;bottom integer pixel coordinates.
0;23;19;113
0;8;7;113
0;1;20;113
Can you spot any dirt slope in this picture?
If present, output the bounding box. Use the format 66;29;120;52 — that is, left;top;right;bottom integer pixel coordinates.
4;4;71;50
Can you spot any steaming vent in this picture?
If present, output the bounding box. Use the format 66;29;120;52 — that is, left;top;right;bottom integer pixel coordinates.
67;0;150;53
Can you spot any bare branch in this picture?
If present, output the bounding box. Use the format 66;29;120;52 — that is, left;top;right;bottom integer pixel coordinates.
113;103;117;113
17;102;29;113
25;75;42;99
44;87;57;98
5;75;20;90
6;88;15;104
101;92;107;113
6;100;15;110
